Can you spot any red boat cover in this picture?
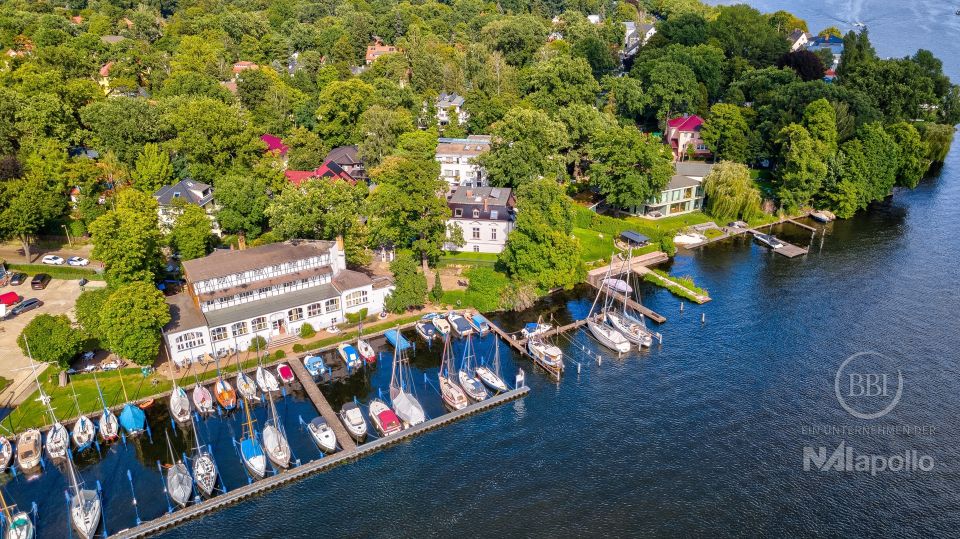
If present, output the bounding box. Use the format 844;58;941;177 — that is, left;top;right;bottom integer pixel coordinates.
378;410;401;432
0;292;20;306
279;365;293;380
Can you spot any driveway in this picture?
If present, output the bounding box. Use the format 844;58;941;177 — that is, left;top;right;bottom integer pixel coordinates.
0;240;97;265
0;278;106;406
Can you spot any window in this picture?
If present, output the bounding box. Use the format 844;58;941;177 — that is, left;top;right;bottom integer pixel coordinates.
238;291;253;301
283;281;294;292
324;297;341;313
288;307;304;322
490;229;497;241
472;209;480;218
308;302;323;317
454;208;463;217
211;327;228;342
252;316;268;331
175;332;205;352
490;210;498;219
473;245;480;252
345;290;368;308
232;321;248;337
472;227;480;240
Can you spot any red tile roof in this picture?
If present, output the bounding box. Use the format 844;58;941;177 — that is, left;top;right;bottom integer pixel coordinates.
285;160;357;186
260;134;288;156
667;115;704;132
99;61;113;77
232;61;258;73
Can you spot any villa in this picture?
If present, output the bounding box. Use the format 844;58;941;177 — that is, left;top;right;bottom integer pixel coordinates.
631;162;715;219
154;179;221;236
436;92;468;126
444;186;515;253
665;114;711;161
435;135;491;189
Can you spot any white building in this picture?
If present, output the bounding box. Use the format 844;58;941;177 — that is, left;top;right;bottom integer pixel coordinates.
444;186;515;254
436;92;468;126
436;135;491;189
623;21;657;58
788;29;811;52
163;239;393;366
631;162;715;219
154;179;221;236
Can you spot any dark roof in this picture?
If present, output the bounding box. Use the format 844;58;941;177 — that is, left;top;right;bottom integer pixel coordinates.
182;240;335;283
620;231;650;245
665;174;701;190
448;186;512;205
332;269;373;292
163;293;205;333
154;179;214;207
285;160;357;186
447;186;515;222
204;284;340;328
437;92;465;108
324;146;360;165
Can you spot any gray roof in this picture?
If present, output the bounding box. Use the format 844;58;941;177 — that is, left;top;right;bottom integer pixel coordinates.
154;179;214;207
182;240;334;282
164;293;206;334
665;174;702;190
332;269;373;292
675;162;715;179
204;284;340;328
437;92;465;108
324;146;360;166
448;186;512;205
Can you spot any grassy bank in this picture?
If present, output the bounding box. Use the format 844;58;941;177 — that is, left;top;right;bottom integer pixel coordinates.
437;252;498;268
643;269;710;304
293;313;424;353
7;263;105;281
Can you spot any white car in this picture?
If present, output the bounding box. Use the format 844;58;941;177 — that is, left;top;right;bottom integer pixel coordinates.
67;256;89;266
41;255;64;265
99;360;121;371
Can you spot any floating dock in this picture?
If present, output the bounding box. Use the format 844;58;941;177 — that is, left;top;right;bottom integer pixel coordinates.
384;329;412;351
110;386;529;538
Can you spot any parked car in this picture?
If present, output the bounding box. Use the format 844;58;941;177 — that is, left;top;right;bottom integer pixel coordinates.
100;360;121;371
66;256;89;266
31;274;51;290
41;255;64;265
10;298;42;315
8;272;26;286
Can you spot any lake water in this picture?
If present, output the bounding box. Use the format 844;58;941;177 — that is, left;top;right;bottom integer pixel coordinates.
5;2;960;536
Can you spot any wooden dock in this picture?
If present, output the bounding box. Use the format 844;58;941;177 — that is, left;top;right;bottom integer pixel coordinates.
110;386;530;539
586;278;667;323
287;357;357;451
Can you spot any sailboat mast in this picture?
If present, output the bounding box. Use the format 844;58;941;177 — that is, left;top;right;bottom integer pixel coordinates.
0;489;12;523
389;328;400;392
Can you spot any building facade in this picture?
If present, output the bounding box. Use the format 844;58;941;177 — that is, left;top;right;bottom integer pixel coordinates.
632;162;714;219
435;135;491;188
153;179;221;236
665;115;711;161
444;186;515;253
163;239;393;365
436;92;468;125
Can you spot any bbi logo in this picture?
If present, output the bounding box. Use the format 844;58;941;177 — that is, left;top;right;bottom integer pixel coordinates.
835;352;903;420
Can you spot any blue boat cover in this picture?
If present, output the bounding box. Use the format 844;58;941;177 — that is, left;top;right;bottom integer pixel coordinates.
385;329;411;351
472;314;489;326
119;403;145;434
524;323;539;333
241;437;263;460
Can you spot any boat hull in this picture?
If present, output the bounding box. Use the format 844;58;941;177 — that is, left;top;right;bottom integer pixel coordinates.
215;379;237;410
307;419;338;453
98;412;119;442
262;424;291;469
438;376;468;411
240;438;267;479
475;366;509;393
587;319;631;354
46;423;69;460
70;489;100;539
457;370;489;401
72;416;96;451
193;452;218;497
606;312;653;347
170;387;192;423
166;462;194;507
193;385;214;414
255;367;280;393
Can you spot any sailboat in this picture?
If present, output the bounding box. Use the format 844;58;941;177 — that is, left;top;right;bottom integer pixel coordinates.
213;359;237;411
92;373;119;442
68;383;95;452
234;351;259;403
0;437;11;473
65;449;101;539
42;405;68;462
238;397;266;480
457;336;489;402
604;248;658;348
262;391;291;469
0;489;34;539
586;262;631;354
168;356;192;425
14;430;41;472
116;368;146;436
526;316;564;379
163;431;193;508
388;327;426;428
189;415;218;498
191;367;215;415
438;334;469;411
255;366;279;394
475;337;509;393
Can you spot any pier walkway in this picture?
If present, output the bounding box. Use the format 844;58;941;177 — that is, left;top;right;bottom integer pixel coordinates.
287;358;357;451
111;386;530;539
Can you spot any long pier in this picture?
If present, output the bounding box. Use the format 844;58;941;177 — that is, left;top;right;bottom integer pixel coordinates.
586;278;667;323
110;385;529;538
286;357;356;451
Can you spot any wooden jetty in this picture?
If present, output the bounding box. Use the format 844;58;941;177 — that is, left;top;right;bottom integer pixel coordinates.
747;230;808;258
110;385;530;539
287;357;357;451
586;278;667;323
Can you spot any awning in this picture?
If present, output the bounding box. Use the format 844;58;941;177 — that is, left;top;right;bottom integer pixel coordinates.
619;230;650;245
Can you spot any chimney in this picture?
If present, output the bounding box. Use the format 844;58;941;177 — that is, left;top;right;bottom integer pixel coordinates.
483;197;488;212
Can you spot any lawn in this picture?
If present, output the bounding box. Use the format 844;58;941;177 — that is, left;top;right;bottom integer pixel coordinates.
573;227;617;263
644;269;710;303
437;252;499;268
7;263;104;281
623;212;715;239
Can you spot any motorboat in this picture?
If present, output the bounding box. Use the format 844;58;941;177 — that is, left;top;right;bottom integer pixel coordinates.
753;232;784;249
164;433;193;508
303;355;329;378
368;399;403;436
192;384;215;414
432;317;452;338
169;385;192;424
255;366;280;393
0;489;34;539
446;312;473;337
356;339;376;363
307;417;338;454
521;323;552;339
587;317;631;354
337;343;362;370
415;319;437;341
339;403;367;442
262;392;291;469
388;328;427;428
71;416;96;452
475;338;509;394
457;336;489;402
810;210;834;223
527;337;564;378
0;437;11;473
276;363;295;384
470;313;491;336
15;430;41;471
45;422;68;460
606;310;654;348
673;232;707;246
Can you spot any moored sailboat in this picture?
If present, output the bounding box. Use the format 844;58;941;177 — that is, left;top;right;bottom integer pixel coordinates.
255;366;279;394
0;488;34;539
213;359;236;411
44;422;68;461
68;382;95;452
586;263;631;354
190;415;217;498
238;397;266;480
65;451;100;539
368;399;403;436
0;437;11;474
262;391;291;469
438;335;469;411
234;352;259;403
163;432;193;508
604;247;659;348
169;386;191;425
92;373;119;442
116;370;146;436
475;338;509;394
356;339;376;364
457;336;489;402
388;328;426;428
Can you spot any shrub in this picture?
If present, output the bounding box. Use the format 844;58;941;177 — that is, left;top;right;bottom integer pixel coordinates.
299;323;315;338
345;308;368;324
430;272;444;302
248;335;267;352
274;350;286;360
659;235;676;257
292;343;304;353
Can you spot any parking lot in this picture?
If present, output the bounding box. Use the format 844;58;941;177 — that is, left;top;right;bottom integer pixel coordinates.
0;277;106;405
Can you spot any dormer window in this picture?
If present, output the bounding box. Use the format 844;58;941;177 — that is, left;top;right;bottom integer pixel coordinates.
454;208;463;217
473;209;480;218
173;192;181;198
490;210;498;219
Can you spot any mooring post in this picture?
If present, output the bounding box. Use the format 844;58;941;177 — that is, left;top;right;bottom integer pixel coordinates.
680;302;684;312
701;313;706;324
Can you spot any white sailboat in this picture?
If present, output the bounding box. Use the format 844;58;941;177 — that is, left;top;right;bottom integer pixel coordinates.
69;383;95;453
456;336;489;402
262;391;291;469
191;367;214;415
92;373;119;442
163;432;193;508
586;262;631;354
0;489;34;539
65;451;101;539
0;437;11;474
388;327;426;428
526;316;564;379
238;397;266;480
255;366;279;394
438;335;469;411
169;386;191;424
234;350;259;403
190;415;217;498
475;338;509;393
604;247;659;348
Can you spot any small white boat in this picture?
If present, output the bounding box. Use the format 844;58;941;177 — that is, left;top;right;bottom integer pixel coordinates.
236;371;259;402
368;399;403;436
337;343;362;370
475;337;509;394
606;310;653;348
470;313;491;336
457;336;488;401
98;412;119;442
0;490;34;539
388;330;427;428
45;423;68;460
587;317;631;354
521;323;553;339
339;403;367;442
190;415;217;498
415;319;437;341
439;376;469;411
0;437;11;473
753;232;784;249
357;339;377;364
192;384;214;414
810;210;834;223
307;417;338;453
169;386;192;424
432;317;452;338
72;416;96;452
255;366;279;393
15;430;41;471
673;232;707;246
69;487;100;539
304;356;328;377
239;398;266;480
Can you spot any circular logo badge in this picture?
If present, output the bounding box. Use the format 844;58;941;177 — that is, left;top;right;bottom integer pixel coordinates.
834;352;903;420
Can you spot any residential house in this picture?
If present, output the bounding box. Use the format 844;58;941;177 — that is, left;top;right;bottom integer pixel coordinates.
444;186;515;253
324;146;367;182
232;61;258;75
365;41;399;65
623;21;657;58
284;160;357;187
153;179;221;236
260;134;289;165
806;35;844;68
162;239;394;365
632;162;714;219
435;135;491;189
436;92;468;126
788;29;811;51
665;114;710;161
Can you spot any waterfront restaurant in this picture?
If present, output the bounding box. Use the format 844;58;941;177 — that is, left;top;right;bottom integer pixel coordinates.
162;239;393;366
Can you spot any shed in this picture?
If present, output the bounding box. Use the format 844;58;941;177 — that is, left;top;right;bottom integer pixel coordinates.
619;230;651;247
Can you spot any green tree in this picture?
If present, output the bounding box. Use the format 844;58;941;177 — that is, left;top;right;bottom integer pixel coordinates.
709;4;790;67
0;175;65;262
100;281;171;365
169;202;212;260
75;287;112;339
18;314;83;368
643;61;700;126
918;123;955;164
588;125;674;211
702;161;763;222
132;143;173;193
215;168;270;240
315;79;376;147
802;98;838;154
285;127;328;171
266;178;367;244
479;108;569;188
90;189;163;285
774;123;827;211
481;15;548;67
430;272;444;303
499;178;585;290
357;106;414;167
701;103;750;163
80;98;167;165
524;55;601;112
385;252;428;313
886;122;927;188
601;76;650;123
